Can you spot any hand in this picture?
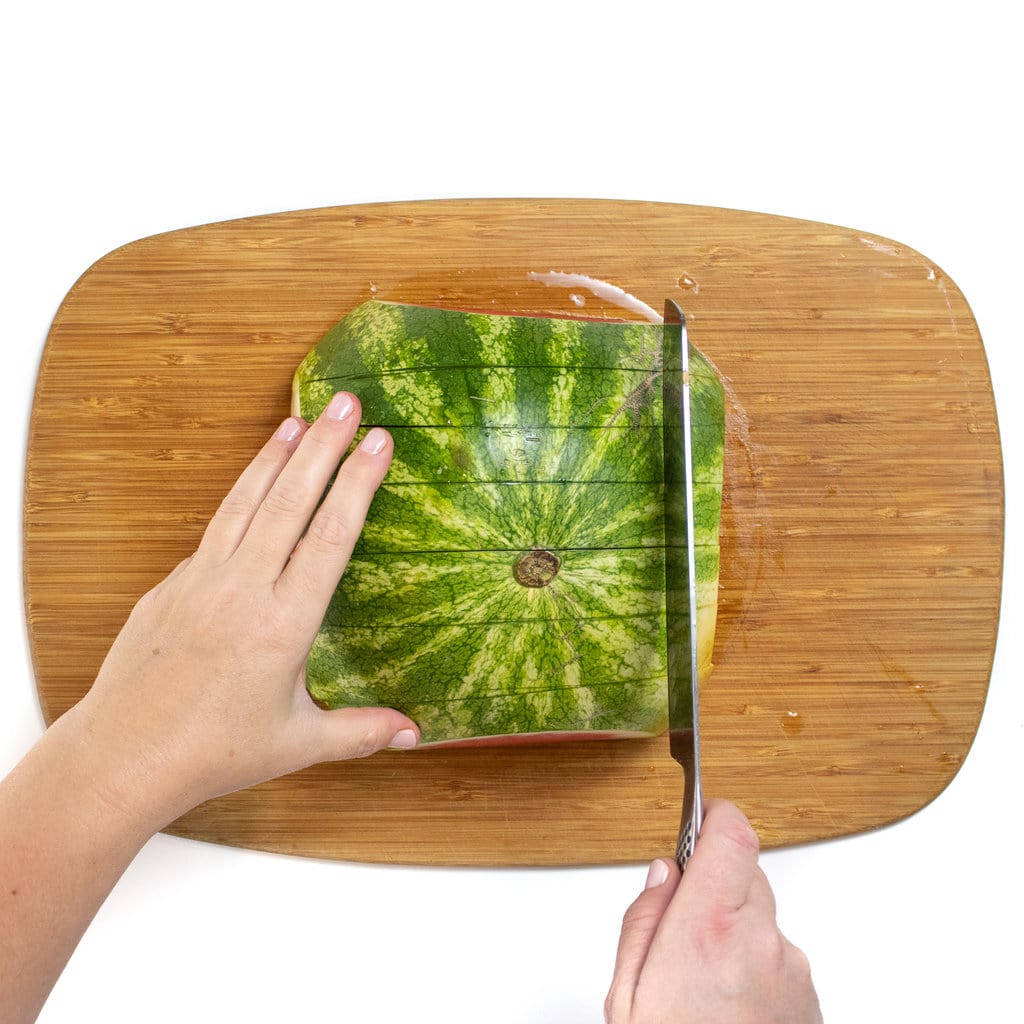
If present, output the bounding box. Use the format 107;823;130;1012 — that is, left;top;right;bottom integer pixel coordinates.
605;799;822;1024
73;392;420;828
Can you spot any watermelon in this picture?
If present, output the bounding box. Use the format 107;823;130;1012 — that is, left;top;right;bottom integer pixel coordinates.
291;300;724;747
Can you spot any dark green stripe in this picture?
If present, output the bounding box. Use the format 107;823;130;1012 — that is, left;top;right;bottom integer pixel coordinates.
300;365;661;428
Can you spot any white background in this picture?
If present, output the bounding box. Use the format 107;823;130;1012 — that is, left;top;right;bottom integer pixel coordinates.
2;2;1020;1021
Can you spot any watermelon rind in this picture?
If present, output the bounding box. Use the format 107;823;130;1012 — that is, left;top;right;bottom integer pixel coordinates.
292;301;724;747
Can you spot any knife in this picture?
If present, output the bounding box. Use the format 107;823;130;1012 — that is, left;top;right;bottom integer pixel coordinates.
662;299;704;872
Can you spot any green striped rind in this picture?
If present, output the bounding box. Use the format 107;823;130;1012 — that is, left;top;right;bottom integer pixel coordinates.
294;301;725;745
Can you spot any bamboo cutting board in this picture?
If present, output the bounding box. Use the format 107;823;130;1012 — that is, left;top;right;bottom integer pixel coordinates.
23;199;1002;865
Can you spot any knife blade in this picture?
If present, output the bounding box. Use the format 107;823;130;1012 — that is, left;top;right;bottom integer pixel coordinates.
662;298;704;872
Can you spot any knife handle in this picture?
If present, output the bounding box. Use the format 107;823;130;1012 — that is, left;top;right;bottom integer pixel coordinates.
675;815;698;872
674;746;703;873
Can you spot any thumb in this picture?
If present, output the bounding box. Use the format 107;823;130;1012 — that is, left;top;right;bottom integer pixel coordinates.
676;798;760;916
313;706;420;761
605;859;681;1021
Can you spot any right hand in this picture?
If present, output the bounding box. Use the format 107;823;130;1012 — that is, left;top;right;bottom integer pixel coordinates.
605;799;822;1024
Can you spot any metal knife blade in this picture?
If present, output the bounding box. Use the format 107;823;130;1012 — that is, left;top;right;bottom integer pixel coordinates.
662;299;704;872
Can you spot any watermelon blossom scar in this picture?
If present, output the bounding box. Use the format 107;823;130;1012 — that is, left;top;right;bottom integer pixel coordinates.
292;301;724;747
513;548;561;588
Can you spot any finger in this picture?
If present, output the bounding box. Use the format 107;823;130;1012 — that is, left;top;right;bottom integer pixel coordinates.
678;798;761;915
746;865;778;920
307;706;420;763
235;393;361;579
785;942;824;1023
196;417;307;563
641;800;761;970
604;858;681;1023
274;425;393;615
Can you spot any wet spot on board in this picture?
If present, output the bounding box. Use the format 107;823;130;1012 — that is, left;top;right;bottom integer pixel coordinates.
781;710;805;736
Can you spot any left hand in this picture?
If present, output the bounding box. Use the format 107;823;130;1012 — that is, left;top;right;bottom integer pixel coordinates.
73;392;419;827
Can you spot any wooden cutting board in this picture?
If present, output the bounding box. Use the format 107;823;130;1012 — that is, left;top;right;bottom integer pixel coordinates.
23;199;1003;865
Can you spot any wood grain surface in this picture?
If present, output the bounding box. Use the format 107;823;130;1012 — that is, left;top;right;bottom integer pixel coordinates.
22;199;1003;865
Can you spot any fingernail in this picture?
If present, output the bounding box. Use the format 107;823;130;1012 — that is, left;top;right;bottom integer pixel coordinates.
359;427;389;455
274;417;303;442
388;728;418;749
325;392;355;421
645;859;669;889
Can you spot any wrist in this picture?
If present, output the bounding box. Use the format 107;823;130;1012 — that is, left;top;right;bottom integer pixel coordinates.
50;698;193;838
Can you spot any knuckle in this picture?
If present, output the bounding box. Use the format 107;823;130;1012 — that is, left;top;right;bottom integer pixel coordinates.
254;446;289;472
344;452;385;487
128;586;161;621
758;924;787;965
303;505;355;552
619;899;662;936
216;490;260;520
261;479;308;520
721;817;760;856
201;579;244;620
787;940;814;979
603;984;625;1023
336;451;386;490
303;424;341;454
348;721;387;759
